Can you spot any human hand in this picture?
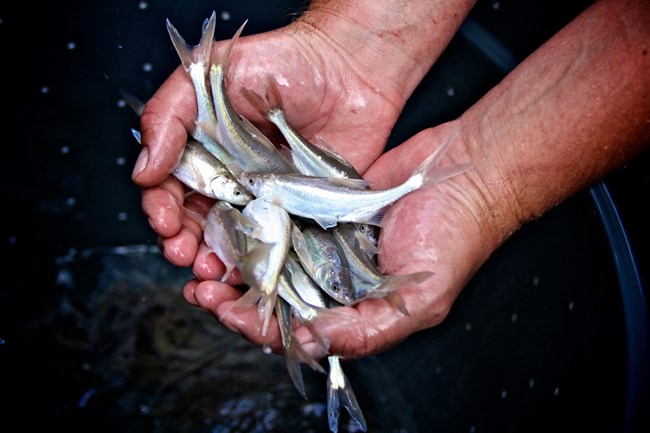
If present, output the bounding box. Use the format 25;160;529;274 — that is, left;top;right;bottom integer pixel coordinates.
133;21;408;272
186;121;500;359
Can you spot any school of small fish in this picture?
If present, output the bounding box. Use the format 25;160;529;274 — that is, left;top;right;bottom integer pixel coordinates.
138;11;470;433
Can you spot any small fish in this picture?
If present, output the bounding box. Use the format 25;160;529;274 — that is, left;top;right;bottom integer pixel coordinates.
166;12;238;172
287;260;367;433
331;223;432;314
241;131;471;229
236;198;293;336
129;129;251;205
207;21;296;174
202;200;258;282
173;140;253;205
242;75;363;179
291;225;354;305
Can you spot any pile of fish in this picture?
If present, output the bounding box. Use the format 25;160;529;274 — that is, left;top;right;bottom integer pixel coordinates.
132;11;470;433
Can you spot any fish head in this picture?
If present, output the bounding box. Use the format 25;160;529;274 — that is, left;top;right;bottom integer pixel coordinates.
315;265;353;305
210;175;253;206
240;172;274;197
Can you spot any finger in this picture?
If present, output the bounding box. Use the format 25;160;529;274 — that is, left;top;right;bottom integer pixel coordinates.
141;177;187;237
132;67;197;187
193;280;283;351
182;278;201;306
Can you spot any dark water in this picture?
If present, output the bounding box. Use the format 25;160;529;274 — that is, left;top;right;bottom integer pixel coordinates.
1;1;648;432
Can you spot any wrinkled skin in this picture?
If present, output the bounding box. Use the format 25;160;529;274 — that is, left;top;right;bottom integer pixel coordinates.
133;1;650;360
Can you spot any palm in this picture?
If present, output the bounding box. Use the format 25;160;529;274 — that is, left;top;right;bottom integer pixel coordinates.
223;27;402;173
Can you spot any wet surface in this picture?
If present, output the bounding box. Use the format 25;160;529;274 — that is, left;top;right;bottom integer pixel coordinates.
1;1;649;432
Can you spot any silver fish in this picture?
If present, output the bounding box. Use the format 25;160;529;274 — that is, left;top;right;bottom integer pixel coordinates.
292;225;354;305
207;22;295;174
242;75;363;179
173;140;253;205
202;200;258;282
287;258;367;433
129;128;251;205
241;132;471;229
236;198;293;336
166;12;238;172
331;223;432;314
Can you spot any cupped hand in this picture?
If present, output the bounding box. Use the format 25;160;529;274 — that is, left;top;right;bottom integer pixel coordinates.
133;21;406;271
190;121;503;360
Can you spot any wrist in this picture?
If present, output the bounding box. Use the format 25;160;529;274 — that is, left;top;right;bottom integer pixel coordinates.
294;0;475;107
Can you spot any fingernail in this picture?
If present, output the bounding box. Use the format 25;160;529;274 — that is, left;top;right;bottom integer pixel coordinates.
131;147;149;180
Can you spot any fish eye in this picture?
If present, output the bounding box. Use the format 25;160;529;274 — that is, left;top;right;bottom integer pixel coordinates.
330;283;339;293
247;178;255;185
233;190;241;196
359;224;367;233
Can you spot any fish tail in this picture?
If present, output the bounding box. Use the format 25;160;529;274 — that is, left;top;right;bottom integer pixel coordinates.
409;130;472;190
258;289;279;337
353;271;434;315
218;19;247;71
166;11;216;71
120;89;146;117
264;73;284;111
327;356;367;433
241;86;271;119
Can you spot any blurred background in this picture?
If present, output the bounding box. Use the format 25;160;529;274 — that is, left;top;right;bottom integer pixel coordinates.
1;1;648;432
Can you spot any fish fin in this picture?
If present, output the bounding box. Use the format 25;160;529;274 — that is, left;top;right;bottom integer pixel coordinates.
219;19;247;72
353;271;434;315
120;89;146;117
237;114;277;151
130;128;142;144
313;135;359;173
313;218;339;230
291;227;316;274
241;86;272;119
409;131;472;190
181;206;207;230
264;73;285;111
231;286;262;310
326;176;370;189
166;11;216;71
353;230;379;256
327;357;367;433
360;208;385;228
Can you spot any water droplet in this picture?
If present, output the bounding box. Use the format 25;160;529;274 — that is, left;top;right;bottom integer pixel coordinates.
469;426;477;433
532;275;540;286
568;301;575;311
553;386;560;396
511;313;518;323
40;86;50;94
116;156;126;166
142;62;153;72
446;87;455;97
465;322;473;331
220;11;231;21
138;403;150;414
529;377;535;389
67;41;76;50
500;389;507;399
117;99;127;108
262;345;272;355
66;197;76;206
118;212;128;221
60;145;70;155
138;1;149;10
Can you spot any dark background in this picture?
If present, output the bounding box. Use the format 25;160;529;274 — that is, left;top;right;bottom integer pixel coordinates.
1;1;648;432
